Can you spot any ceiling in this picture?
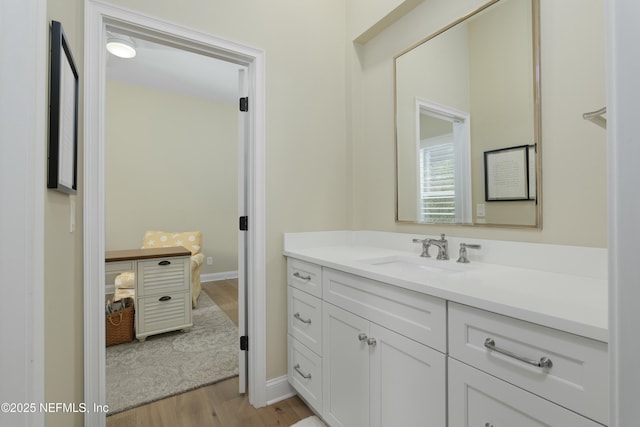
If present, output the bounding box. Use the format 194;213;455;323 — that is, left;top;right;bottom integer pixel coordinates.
105;33;245;105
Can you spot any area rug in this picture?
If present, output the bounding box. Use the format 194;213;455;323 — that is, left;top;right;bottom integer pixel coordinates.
106;291;238;415
290;416;328;427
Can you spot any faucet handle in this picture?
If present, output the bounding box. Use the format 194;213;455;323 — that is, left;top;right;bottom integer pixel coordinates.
461;243;481;250
457;243;481;263
412;238;431;257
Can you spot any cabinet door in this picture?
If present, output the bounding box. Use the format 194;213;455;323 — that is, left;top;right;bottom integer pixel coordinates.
323;303;370;427
449;358;604;427
369;323;446;427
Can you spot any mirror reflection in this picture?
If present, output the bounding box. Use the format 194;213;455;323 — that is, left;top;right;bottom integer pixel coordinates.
395;0;540;227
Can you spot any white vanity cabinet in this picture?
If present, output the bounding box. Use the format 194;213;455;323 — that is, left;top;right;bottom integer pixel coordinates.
448;302;608;426
323;302;446;427
321;268;447;427
286;253;608;427
287;259;324;413
448;358;603;427
287;258;447;427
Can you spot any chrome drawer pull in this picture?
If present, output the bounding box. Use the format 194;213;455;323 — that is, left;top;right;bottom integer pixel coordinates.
484;338;553;369
367;338;377;347
158;260;171;266
293;271;311;281
358;333;368;342
485;423;494;427
293;312;312;324
294;364;312;379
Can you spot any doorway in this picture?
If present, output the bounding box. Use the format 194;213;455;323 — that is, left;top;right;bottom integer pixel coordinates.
84;2;266;425
103;29;244;410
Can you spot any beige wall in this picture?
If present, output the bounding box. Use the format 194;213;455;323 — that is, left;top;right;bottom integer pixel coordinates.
45;0;84;426
105;81;238;275
350;0;607;247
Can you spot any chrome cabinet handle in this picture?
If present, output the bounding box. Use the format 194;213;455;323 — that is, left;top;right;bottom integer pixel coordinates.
485;423;494;427
293;312;311;324
367;338;377;347
484;338;553;369
358;333;368;342
294;363;312;379
293;271;311;281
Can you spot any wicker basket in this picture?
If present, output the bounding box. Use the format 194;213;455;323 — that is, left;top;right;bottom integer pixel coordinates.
106;304;135;346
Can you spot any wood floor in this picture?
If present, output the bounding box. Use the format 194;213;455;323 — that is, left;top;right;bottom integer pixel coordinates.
106;279;313;427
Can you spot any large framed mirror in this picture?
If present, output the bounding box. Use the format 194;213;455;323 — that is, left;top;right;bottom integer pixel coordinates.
394;0;541;227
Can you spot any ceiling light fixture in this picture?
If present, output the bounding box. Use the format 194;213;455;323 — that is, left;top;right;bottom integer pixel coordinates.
106;34;137;59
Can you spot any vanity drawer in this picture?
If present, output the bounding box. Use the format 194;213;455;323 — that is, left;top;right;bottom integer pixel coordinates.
288;286;322;355
323;268;447;352
448;358;603;427
137;256;190;296
288;258;322;298
289;335;322;414
448;302;608;425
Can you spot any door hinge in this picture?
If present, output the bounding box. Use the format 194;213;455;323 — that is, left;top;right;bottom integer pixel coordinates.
239;216;248;231
239;97;248;112
240;335;249;351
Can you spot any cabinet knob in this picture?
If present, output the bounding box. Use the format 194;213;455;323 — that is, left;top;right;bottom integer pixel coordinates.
485;423;494;427
367;338;377;346
358;333;368;342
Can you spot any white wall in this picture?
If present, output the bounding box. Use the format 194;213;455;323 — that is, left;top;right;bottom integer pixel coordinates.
607;0;640;424
105;81;238;275
350;0;607;248
0;0;46;426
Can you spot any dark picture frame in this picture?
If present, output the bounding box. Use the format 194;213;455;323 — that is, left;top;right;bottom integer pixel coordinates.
484;145;530;202
48;20;79;195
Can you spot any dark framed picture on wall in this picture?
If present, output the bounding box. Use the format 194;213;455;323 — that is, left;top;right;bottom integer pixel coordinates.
48;20;79;195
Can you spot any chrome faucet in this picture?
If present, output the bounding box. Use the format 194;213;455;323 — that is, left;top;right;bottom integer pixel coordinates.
457;243;481;263
430;234;449;260
412;238;432;257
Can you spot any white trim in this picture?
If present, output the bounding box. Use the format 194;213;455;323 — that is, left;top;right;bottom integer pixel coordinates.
606;0;640;424
265;375;296;406
84;3;267;425
0;1;46;426
200;271;239;282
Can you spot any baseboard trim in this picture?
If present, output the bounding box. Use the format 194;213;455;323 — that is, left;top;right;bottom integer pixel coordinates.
200;271;238;283
265;375;296;405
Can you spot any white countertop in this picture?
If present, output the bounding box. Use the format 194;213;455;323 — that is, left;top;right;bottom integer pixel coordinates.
284;234;608;343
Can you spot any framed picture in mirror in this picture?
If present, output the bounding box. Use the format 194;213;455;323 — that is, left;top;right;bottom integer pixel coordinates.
484;145;530;201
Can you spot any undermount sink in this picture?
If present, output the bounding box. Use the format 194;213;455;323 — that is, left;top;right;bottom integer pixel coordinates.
358;255;475;274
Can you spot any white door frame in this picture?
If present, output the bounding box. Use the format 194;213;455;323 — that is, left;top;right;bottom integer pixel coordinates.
83;2;266;425
1;1;46;426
